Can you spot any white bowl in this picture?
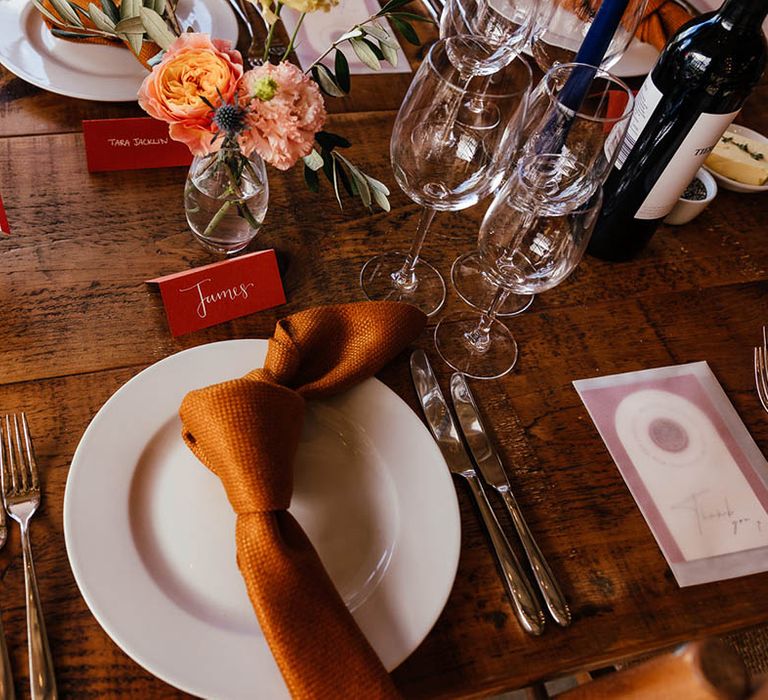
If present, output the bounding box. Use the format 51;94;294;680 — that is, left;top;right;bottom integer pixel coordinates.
703;124;768;193
664;168;717;226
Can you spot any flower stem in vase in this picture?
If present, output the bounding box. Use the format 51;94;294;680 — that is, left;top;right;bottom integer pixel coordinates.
203;199;234;238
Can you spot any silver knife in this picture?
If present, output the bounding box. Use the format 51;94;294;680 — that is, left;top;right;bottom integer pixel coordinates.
450;373;572;628
410;350;545;636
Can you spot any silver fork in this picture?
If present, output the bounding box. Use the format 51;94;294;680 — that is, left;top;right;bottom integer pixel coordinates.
755;327;768;414
0;415;56;700
0;435;14;700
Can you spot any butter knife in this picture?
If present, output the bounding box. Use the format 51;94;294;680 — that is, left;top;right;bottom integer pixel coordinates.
450;373;572;628
410;350;545;636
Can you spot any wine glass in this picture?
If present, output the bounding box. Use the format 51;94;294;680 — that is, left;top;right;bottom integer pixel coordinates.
440;0;543;75
434;153;603;379
360;37;532;317
452;62;633;317
530;0;649;72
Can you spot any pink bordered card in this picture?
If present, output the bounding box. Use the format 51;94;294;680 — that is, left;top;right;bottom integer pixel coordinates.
574;362;768;586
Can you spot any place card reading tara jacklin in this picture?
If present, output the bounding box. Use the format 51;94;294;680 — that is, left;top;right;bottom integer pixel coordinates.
148;250;286;336
575;362;768;587
83;117;193;172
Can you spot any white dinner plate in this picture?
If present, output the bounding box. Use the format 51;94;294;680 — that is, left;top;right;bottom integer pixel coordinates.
0;0;239;102
64;339;461;699
611;38;659;78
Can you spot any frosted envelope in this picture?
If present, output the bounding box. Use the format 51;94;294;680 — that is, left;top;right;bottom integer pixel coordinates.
574;361;768;587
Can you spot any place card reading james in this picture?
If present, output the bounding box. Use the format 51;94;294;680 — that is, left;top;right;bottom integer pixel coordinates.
83;118;193;172
0;194;9;235
575;362;768;587
148;250;286;336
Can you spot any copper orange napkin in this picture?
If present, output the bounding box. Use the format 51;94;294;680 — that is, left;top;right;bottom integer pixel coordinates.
635;0;694;50
557;0;694;51
42;0;161;68
179;301;426;699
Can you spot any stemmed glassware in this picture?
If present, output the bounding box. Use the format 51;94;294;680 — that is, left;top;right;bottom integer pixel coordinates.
530;0;649;72
435;153;603;379
439;0;543;75
452;62;634;317
436;65;634;379
360;37;531;317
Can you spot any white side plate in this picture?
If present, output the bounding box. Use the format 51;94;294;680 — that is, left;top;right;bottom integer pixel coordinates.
0;0;238;102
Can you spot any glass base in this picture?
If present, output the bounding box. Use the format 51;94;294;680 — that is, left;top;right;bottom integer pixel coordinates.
191;232;253;255
360;252;446;317
451;251;534;317
434;312;518;380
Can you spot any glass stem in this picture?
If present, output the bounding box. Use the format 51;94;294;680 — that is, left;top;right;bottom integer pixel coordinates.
391;206;436;293
464;286;511;354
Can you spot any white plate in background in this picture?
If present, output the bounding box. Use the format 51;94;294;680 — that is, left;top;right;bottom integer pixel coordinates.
0;0;238;101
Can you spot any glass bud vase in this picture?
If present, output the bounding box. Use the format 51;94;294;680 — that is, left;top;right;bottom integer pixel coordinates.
184;147;269;255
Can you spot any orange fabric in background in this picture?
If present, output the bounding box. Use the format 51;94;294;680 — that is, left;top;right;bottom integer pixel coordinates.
42;0;161;69
179;301;426;699
557;0;695;51
636;0;694;50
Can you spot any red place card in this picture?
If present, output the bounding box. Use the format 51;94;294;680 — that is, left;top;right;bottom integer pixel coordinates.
83;117;193;172
0;194;9;235
148;250;286;336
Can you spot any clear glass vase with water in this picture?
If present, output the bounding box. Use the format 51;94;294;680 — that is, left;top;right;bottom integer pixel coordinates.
184;147;269;255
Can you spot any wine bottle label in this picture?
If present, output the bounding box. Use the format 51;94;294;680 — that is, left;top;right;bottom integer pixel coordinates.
615;77;739;220
614;78;663;171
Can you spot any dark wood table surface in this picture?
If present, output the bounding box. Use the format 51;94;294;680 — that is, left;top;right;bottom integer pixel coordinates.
1;10;768;699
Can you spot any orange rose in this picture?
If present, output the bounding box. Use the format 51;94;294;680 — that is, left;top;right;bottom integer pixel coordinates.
138;33;244;156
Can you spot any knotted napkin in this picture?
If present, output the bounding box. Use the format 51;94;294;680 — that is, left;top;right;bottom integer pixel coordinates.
42;0;161;68
635;0;694;50
557;0;694;51
179;301;426;699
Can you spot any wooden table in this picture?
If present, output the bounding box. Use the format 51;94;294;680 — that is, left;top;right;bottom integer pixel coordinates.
1;12;768;699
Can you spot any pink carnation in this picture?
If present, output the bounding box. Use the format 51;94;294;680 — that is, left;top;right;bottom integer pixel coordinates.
238;62;327;170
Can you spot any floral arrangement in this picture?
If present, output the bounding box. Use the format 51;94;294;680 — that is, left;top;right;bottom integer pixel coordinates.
36;0;431;215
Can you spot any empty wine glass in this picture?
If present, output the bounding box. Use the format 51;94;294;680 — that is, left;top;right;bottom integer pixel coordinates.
440;0;543;75
452;62;633;316
360;37;531;317
435;153;602;378
530;0;649;72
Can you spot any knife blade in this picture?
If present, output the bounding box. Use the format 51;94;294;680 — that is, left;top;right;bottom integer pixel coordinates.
410;350;545;636
450;372;572;627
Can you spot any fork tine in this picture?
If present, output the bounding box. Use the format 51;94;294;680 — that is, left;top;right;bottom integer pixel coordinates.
757;345;768;413
0;418;5;497
20;413;38;491
4;416;18;496
12;414;28;493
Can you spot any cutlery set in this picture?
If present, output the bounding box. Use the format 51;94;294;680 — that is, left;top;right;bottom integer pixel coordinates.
755;326;768;414
421;0;444;22
0;414;56;700
227;0;286;66
411;350;571;635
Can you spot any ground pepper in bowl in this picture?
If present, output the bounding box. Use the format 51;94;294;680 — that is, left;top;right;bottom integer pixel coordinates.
682;178;707;201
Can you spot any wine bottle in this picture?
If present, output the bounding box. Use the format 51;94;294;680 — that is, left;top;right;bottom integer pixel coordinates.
588;0;768;261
